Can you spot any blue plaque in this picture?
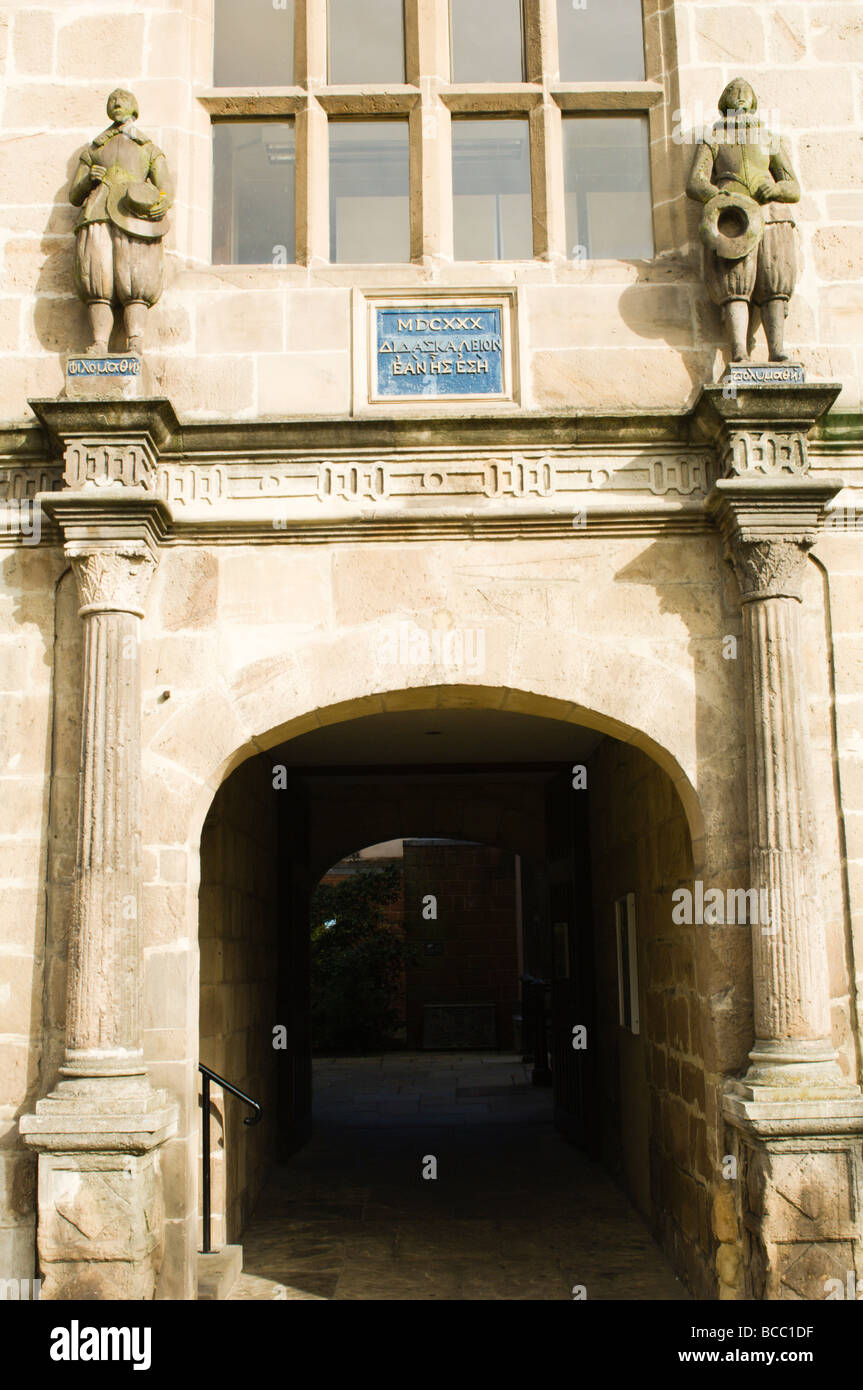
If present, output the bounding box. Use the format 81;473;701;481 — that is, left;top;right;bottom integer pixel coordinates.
66;355;141;378
375;305;505;398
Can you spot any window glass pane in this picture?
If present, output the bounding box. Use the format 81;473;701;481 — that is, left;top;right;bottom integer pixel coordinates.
212;122;295;265
452;118;532;261
329;121;409;262
563;116;653;259
450;0;524;82
328;0;405;83
214;0;294;86
557;0;644;81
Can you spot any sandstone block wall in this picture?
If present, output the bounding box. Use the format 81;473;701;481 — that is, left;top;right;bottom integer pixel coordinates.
0;1;861;422
0;495;856;1288
588;736;717;1299
0;542;67;1280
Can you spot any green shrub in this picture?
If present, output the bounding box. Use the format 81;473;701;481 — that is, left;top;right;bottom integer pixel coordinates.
310;865;412;1050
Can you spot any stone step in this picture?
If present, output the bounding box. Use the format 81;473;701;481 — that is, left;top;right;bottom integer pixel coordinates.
197;1245;243;1301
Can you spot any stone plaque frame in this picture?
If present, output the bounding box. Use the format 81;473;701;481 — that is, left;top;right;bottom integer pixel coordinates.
353;288;520;413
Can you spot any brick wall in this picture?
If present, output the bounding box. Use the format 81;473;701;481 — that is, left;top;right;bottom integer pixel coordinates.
402;841;519;1049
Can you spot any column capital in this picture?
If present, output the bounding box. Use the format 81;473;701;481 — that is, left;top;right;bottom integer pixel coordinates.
39;491;172;616
67;545;158;618
706;477;842;601
692;381;841;481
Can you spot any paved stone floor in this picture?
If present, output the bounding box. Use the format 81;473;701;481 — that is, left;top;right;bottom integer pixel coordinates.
228;1053;690;1301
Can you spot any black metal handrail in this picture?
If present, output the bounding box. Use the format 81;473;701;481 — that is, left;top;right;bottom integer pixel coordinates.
199;1062;262;1255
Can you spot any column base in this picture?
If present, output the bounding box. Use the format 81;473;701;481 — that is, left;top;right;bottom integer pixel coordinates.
734;1037;853;1102
20;1076;178;1300
723;1086;863;1300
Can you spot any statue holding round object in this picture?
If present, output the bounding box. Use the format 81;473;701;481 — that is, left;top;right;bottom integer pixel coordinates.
699;192;764;262
686;79;800;366
69;90;174;357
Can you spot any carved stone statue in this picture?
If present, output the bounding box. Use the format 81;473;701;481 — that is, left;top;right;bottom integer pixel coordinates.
687;79;800;364
70;89;174;356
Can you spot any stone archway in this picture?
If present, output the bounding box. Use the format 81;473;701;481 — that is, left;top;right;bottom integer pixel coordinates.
25;546;862;1301
187;681;719;1298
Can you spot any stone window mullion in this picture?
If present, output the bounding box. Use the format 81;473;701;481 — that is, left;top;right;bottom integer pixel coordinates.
297;0;327;86
531;99;566;261
408;0;451;264
294;0;327;265
296;97;329;265
525;0;558;85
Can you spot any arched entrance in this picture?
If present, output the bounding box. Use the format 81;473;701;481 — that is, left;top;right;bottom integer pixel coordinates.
191;694;718;1299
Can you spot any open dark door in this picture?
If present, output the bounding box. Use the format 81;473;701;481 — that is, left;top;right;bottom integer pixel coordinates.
545;770;598;1153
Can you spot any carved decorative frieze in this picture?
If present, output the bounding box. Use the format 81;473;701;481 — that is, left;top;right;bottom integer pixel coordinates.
648;458;708;495
154;450;712;509
158;463;227;506
318;462;389;502
1;466;60;500
64;438;158;492
67;544;158;616
723;430;809;478
484;455;555;498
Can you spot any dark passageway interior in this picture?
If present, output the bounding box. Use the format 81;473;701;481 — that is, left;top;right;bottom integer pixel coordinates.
198;701;712;1299
229;1054;689;1301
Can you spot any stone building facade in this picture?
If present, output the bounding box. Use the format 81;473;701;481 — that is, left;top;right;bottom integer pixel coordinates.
0;0;862;1301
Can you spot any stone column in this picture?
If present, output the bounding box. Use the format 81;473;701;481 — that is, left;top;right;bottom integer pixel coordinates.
21;402;179;1300
712;478;844;1091
700;381;863;1299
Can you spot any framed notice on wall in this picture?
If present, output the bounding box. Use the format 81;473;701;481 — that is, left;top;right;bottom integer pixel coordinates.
355;290;519;409
615;893;640;1034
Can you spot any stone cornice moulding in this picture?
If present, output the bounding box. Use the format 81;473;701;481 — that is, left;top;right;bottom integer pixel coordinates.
692;382;842;481
29;398;180;455
160;504;711;546
28;397;180;500
5;396;851;548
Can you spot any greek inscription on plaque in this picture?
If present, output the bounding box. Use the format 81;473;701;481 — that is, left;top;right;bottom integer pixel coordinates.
375;305;505;399
66;355;142;378
726;363;805;386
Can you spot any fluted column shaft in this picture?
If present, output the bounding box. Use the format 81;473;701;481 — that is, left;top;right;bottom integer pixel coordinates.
742;587;832;1055
62;544;157;1079
709;479;845;1088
